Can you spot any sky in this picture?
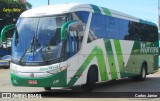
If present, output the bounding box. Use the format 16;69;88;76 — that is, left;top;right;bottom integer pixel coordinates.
27;0;158;25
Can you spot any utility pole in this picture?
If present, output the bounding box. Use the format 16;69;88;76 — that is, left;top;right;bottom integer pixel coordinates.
48;0;50;5
158;0;160;30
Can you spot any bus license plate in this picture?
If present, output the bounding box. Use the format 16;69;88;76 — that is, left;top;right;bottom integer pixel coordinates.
28;80;37;84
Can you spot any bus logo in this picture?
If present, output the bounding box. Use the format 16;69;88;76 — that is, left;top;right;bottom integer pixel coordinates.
30;73;34;78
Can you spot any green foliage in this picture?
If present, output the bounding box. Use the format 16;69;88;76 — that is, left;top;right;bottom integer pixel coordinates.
0;0;32;31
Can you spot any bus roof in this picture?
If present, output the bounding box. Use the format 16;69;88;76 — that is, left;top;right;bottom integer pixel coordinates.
20;3;156;26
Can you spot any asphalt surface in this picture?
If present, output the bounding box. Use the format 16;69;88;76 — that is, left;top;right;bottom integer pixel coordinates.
0;68;160;101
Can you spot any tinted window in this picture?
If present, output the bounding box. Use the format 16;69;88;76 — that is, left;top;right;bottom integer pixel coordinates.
119;19;129;40
89;13;158;42
106;17;120;39
125;21;158;42
90;13;106;38
75;11;89;24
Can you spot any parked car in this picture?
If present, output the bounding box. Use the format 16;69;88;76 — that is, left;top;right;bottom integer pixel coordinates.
0;55;11;69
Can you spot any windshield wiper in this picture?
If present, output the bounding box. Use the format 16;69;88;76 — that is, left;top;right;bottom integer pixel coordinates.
35;38;41;51
28;34;41;52
30;34;35;52
22;34;43;62
19;34;36;63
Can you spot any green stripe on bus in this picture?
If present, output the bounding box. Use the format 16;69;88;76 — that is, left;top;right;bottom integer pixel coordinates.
90;4;102;14
102;7;112;16
113;40;124;77
67;46;108;86
104;39;118;79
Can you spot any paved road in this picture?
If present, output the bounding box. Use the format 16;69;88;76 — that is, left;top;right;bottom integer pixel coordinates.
0;68;160;101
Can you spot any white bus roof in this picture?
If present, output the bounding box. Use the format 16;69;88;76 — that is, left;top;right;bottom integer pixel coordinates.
20;3;156;26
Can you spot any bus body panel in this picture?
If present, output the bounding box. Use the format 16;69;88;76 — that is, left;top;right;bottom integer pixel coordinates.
11;39;159;87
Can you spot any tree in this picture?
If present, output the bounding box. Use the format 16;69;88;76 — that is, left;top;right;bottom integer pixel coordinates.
0;0;32;31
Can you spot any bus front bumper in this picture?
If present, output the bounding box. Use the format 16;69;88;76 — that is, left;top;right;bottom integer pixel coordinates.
10;70;67;87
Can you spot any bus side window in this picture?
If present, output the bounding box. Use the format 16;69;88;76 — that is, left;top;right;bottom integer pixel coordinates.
87;30;97;43
90;13;106;39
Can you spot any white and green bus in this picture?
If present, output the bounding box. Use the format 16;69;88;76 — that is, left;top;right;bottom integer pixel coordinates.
10;3;159;91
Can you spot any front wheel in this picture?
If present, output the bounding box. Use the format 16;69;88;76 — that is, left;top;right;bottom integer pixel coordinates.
82;68;98;91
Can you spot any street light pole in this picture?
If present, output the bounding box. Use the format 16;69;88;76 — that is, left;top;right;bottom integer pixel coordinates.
158;0;160;29
48;0;50;5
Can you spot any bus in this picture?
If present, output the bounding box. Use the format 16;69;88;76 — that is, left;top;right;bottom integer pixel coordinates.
0;24;14;68
10;3;159;91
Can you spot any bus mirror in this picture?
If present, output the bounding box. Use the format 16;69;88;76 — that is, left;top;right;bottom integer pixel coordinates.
61;22;71;41
0;24;15;42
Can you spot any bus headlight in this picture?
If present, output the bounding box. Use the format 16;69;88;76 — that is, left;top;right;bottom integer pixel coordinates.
47;68;60;74
47;65;68;74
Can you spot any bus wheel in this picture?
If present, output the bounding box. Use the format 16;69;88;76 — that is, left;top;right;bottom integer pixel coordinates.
83;67;98;91
132;64;147;81
138;64;147;81
44;87;51;91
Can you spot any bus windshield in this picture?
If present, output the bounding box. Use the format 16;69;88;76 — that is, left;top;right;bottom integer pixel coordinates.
12;15;67;63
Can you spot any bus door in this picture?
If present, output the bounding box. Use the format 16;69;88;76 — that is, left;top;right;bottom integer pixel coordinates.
66;30;79;80
61;21;84;86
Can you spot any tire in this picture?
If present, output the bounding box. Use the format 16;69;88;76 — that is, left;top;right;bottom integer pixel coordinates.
44;87;51;91
132;64;147;81
4;66;10;69
83;68;98;91
138;64;147;81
